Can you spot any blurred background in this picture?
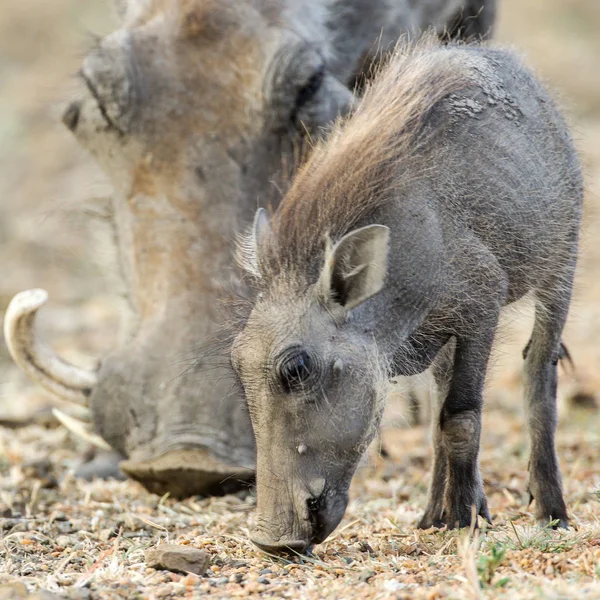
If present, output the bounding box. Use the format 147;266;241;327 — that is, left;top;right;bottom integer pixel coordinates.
0;5;598;595
0;0;599;423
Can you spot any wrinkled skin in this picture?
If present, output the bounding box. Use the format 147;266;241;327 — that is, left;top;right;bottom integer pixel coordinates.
232;292;388;551
67;0;359;493
232;43;581;551
7;0;497;496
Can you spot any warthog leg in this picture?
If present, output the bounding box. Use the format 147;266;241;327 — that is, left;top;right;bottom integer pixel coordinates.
523;276;574;528
438;325;500;529
419;252;507;530
417;339;455;529
419;328;497;530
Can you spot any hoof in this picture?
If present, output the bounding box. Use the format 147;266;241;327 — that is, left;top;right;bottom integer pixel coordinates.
417;511;446;530
537;516;569;530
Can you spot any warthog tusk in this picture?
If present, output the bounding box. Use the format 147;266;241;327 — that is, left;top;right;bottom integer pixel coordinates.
52;408;111;451
4;289;99;405
55;403;93;422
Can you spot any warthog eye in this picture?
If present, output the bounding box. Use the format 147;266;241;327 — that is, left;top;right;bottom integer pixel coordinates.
278;347;315;393
290;64;325;127
295;65;325;111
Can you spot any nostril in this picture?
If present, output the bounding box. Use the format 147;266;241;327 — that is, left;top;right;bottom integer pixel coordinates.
307;495;321;515
62;101;81;132
306;490;326;540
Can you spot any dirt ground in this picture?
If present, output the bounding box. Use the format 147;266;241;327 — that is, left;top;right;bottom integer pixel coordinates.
1;0;600;598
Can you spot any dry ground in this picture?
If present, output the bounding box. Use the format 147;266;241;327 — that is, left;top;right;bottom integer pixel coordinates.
1;0;600;598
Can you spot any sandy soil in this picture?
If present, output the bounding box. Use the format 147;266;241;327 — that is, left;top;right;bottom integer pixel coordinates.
1;0;600;598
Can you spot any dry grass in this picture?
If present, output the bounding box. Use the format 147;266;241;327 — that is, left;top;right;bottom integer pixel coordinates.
1;403;599;599
1;0;600;598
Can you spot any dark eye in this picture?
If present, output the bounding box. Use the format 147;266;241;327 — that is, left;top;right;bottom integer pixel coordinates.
290;65;325;126
295;65;325;110
278;348;315;392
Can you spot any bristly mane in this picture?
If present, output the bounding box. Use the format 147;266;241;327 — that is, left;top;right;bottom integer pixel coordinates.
255;37;475;283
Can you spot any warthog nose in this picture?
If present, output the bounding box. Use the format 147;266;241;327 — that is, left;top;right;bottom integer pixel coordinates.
62;101;81;132
307;494;324;531
307;488;348;545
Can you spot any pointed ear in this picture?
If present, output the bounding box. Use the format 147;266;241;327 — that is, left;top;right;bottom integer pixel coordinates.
236;208;271;278
318;225;390;311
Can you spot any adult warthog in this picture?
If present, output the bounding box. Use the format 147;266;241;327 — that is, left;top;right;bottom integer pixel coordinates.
5;0;496;496
231;40;582;552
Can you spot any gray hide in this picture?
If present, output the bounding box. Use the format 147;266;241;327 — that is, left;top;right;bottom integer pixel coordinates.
233;41;582;552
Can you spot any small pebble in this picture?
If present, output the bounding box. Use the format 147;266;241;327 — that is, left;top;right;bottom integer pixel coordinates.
55;535;72;548
257;577;271;585
260;568;273;575
98;528;116;542
146;544;210;576
56;521;74;534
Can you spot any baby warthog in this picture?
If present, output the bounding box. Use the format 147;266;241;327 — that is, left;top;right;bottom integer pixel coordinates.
230;40;583;553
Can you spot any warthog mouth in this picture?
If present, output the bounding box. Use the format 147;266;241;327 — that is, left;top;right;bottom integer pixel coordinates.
250;485;346;555
307;490;331;545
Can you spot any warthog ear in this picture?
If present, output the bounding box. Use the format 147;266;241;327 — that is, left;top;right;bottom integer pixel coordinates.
237;208;271;278
318;225;390;311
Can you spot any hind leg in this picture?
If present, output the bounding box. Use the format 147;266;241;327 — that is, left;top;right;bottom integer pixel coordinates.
407;384;422;427
523;293;571;528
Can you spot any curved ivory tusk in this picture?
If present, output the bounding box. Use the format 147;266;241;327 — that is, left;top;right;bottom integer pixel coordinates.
52;408;112;451
56;403;93;422
4;289;98;404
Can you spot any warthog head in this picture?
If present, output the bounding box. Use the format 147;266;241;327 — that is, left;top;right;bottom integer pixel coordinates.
232;211;390;552
4;0;365;496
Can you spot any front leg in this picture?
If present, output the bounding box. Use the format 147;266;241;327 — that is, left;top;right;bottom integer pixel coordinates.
418;335;492;529
439;329;499;529
418;340;454;529
417;422;447;529
441;407;490;528
419;325;498;530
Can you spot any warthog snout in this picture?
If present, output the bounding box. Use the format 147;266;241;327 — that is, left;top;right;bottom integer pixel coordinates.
251;482;348;554
305;487;349;546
